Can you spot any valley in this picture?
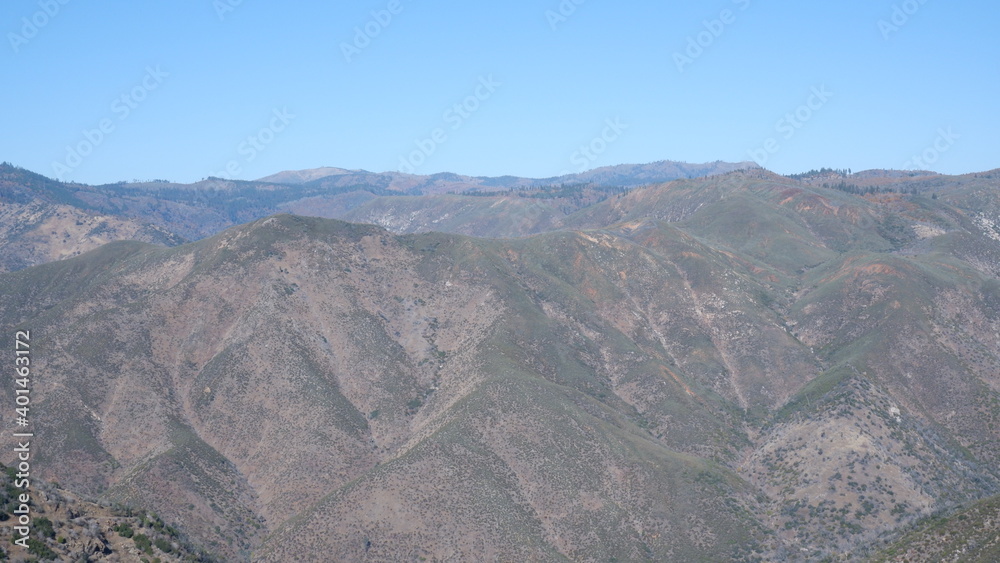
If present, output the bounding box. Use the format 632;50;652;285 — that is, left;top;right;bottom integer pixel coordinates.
1;162;998;561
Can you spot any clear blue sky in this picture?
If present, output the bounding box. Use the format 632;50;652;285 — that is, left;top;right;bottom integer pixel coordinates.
1;0;997;184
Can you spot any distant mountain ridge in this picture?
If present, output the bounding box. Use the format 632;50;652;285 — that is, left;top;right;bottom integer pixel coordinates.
1;161;997;274
0;159;759;272
256;166;356;184
254;159;762;195
0;164;185;272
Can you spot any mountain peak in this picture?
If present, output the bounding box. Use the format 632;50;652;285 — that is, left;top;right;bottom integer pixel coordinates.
256;166;359;184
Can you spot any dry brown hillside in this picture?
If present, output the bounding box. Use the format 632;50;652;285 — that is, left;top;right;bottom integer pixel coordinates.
0;169;998;561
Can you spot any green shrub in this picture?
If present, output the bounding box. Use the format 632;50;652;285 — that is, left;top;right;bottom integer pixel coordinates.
134;533;153;555
26;538;57;560
154;537;173;553
114;523;135;538
34;518;55;539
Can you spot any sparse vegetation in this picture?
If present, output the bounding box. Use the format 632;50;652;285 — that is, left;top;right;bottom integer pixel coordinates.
2;165;999;561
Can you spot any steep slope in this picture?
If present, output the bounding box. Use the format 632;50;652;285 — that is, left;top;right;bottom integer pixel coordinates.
335;194;569;238
1;168;998;561
871;493;1000;562
1;216;775;561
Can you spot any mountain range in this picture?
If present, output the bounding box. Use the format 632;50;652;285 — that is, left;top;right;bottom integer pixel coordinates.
0;160;756;274
1;160;999;561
